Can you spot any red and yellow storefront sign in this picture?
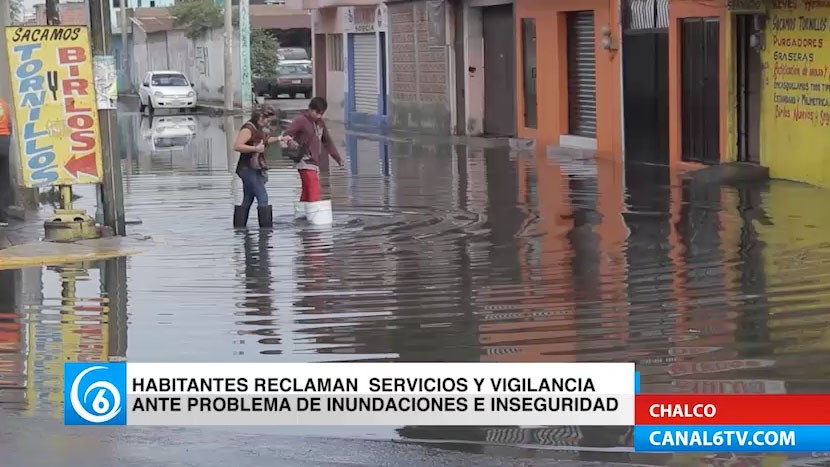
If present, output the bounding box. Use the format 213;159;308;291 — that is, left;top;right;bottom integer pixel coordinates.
5;26;103;187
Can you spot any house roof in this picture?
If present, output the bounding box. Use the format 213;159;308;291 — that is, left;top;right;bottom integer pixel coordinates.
131;5;309;34
131;8;180;33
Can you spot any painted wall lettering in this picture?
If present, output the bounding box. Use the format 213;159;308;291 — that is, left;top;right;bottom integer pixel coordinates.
761;2;830;185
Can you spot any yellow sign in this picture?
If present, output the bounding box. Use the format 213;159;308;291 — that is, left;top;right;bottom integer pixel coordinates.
5;26;103;187
761;3;830;187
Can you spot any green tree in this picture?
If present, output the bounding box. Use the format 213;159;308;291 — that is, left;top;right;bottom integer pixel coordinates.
170;0;277;78
10;0;23;25
170;0;229;40
250;29;279;78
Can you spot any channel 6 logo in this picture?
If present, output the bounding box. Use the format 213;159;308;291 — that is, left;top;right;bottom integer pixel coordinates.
64;362;127;425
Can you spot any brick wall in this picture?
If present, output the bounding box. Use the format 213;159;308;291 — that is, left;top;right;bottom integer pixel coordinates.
34;3;87;25
389;1;452;133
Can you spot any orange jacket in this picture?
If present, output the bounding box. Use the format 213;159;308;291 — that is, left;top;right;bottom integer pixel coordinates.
0;98;10;136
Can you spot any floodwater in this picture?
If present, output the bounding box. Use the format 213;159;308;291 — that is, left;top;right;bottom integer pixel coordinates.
2;110;830;465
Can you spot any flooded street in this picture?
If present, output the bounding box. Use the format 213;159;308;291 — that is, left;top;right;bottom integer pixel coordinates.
2;108;830;465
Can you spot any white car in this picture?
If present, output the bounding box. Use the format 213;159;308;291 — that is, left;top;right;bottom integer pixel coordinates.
138;71;197;113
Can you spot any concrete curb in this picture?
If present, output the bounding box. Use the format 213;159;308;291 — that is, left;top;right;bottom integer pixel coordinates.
340;128;514;149
118;93;246;116
277;118;516;149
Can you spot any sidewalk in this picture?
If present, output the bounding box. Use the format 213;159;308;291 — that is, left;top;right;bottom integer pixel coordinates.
118;92;527;149
118;93;246;116
118;93;309;122
281;118;525;151
0;212;158;270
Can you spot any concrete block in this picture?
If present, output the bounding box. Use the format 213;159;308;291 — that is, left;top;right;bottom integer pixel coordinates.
509;138;535;151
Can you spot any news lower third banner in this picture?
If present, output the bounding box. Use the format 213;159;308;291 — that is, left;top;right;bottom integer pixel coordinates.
62;362;830;452
63;362;635;426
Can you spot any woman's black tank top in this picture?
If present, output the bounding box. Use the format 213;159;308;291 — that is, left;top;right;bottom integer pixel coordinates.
236;121;262;171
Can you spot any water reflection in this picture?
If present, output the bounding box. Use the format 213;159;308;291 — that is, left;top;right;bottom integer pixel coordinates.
0;268;24;405
121;113;234;174
139;114;198;152
0;261;124;416
5;112;830;463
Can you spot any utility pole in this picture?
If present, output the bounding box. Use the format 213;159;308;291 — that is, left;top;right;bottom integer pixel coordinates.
88;0;127;235
120;0;129;91
239;0;252;112
45;0;60;25
223;0;233;111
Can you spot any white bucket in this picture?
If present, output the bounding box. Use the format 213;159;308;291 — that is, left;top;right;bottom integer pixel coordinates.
305;200;333;225
294;201;307;219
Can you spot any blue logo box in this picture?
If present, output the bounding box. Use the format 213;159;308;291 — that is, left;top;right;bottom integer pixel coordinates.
64;362;127;426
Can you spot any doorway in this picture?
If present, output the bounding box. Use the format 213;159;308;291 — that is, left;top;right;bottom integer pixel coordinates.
313;33;327;99
454;0;466;134
735;14;761;164
566;11;597;139
482;3;516;136
521;18;537;129
622;0;669;166
680;17;720;165
379;32;388;116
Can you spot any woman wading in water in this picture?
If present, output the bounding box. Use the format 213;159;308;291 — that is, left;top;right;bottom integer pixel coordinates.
232;105;287;228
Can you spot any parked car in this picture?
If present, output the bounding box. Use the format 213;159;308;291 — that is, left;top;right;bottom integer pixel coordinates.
138;71;197;113
277;47;309;61
254;60;309;98
253;62;312;99
276;62;312;98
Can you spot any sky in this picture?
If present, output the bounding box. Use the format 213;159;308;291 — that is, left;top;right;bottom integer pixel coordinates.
21;0;39;14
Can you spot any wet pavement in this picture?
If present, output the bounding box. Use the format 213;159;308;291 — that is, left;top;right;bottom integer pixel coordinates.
2;108;830;466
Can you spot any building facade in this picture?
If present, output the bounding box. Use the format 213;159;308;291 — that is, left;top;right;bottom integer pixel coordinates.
344;5;390;127
305;5;389;127
33;1;88;24
755;0;830;187
621;0;830;189
456;0;516;137
130;6;308;104
293;0;830;190
514;0;622;154
387;0;454;133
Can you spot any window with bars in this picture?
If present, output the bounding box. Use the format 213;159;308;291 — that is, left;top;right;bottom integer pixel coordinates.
625;0;669;30
327;34;343;72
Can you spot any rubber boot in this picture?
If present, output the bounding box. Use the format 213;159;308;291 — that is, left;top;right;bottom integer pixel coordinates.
257;205;273;228
233;205;249;228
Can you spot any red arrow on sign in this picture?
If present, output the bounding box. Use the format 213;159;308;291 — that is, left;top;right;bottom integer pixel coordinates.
65;153;98;179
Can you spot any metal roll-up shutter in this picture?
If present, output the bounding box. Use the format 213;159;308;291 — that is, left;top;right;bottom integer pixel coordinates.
352;33;378;114
567;11;597;138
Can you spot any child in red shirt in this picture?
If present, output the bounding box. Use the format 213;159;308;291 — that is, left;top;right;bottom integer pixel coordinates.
282;97;343;202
